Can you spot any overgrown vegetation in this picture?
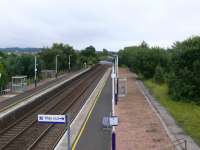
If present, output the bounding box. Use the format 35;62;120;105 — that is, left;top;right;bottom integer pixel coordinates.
145;80;200;145
118;36;200;102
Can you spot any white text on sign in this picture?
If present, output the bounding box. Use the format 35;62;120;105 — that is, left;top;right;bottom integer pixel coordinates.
38;114;66;124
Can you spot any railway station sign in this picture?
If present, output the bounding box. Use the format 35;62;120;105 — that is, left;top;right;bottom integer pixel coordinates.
111;73;116;79
38;114;66;124
109;116;119;126
102;116;119;128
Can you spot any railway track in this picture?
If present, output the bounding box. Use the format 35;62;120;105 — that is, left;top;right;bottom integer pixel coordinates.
0;64;108;150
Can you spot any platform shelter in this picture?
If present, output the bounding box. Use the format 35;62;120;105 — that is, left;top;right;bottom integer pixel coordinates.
11;76;27;93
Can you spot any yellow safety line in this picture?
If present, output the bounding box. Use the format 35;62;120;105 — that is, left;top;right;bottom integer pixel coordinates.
72;80;107;150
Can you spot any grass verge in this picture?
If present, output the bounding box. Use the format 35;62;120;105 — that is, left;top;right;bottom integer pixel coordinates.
144;80;200;145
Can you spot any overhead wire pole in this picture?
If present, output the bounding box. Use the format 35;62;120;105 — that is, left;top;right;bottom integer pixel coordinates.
111;63;116;150
116;55;118;78
68;55;71;72
114;55;118;105
116;55;119;100
55;55;59;79
34;55;37;88
67;114;71;150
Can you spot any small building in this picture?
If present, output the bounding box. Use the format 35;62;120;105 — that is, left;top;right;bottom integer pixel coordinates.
12;76;27;93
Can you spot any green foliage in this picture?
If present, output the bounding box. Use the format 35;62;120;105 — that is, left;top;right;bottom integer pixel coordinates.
0;63;7;88
0;51;6;58
39;43;78;70
80;45;98;65
4;54;41;78
119;42;169;79
96;49;110;61
172;36;200;50
16;54;36;77
154;65;164;84
168;47;200;101
145;80;200;145
81;46;96;58
39;47;61;70
119;37;200;102
0;43;108;91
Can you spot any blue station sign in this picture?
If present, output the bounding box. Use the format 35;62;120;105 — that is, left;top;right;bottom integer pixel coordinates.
38;114;66;124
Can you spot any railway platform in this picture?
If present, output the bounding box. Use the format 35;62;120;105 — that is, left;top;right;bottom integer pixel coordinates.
0;64;108;150
0;69;86;104
0;68;90;129
54;67;112;150
74;75;112;150
115;68;173;150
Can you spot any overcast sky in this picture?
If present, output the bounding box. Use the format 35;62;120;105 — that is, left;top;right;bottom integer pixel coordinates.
0;0;200;51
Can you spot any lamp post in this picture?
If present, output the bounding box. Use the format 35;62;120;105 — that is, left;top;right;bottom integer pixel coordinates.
0;57;2;93
34;55;37;88
116;55;118;100
0;73;1;95
68;55;71;72
55;55;59;79
113;55;118;105
111;63;116;150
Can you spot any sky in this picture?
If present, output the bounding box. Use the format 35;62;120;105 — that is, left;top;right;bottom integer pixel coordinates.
0;0;200;51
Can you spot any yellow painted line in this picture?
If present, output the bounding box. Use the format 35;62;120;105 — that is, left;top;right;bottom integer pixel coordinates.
72;79;107;150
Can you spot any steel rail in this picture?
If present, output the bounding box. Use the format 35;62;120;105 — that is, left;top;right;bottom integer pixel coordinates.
0;65;106;150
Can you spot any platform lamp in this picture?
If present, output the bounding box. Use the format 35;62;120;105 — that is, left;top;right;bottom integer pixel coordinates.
111;63;116;150
0;73;1;94
55;54;59;79
68;55;71;72
34;55;37;88
0;57;2;93
113;55;118;105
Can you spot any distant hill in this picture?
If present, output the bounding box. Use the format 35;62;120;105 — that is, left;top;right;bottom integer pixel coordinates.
0;47;41;53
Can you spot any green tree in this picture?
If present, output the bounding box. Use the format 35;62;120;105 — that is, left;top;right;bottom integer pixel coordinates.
168;47;200;101
118;46;169;79
0;63;7;89
39;43;79;71
154;65;164;84
39;47;62;70
80;46;98;65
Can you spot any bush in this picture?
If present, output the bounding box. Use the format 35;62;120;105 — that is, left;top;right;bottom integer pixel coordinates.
118;43;169;79
119;37;200;102
154;65;164;84
168;48;200;101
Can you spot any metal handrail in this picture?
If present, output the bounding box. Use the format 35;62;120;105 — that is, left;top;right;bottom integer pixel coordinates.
173;138;187;150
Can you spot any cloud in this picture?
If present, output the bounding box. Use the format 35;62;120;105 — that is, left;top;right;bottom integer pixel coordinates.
0;0;200;51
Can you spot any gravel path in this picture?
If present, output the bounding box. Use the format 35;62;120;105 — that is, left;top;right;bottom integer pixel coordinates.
116;68;173;150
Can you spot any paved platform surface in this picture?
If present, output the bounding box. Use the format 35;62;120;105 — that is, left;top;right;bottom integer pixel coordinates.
116;68;173;150
75;77;112;150
0;70;83;103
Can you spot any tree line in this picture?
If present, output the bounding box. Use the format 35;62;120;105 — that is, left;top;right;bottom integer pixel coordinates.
0;43;109;89
118;36;200;102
